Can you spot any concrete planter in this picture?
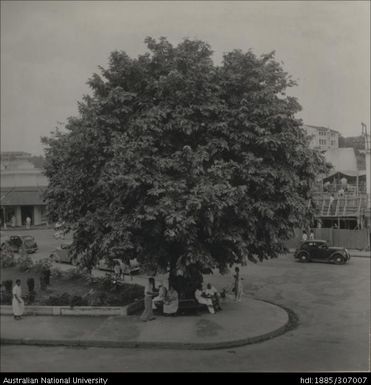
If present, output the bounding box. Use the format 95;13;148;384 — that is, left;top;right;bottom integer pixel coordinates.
0;305;126;316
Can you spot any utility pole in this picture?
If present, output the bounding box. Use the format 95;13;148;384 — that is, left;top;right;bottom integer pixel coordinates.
361;123;370;209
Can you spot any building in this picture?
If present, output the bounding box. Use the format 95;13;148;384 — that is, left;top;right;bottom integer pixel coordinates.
311;146;369;230
1;152;48;227
303;124;339;151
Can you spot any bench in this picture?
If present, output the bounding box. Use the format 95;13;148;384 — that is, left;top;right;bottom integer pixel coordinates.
177;299;208;315
126;298;208;316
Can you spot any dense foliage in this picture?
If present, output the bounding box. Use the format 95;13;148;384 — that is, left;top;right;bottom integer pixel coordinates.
42;37;327;275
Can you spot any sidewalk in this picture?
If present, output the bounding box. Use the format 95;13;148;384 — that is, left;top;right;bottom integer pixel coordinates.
0;298;293;350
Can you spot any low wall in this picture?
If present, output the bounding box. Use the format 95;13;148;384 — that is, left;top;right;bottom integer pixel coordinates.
0;305;127;316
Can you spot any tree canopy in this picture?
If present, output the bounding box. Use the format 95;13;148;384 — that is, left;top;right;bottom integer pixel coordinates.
42;37;327;275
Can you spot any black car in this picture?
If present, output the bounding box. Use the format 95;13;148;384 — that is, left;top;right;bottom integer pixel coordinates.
294;240;350;265
1;235;38;254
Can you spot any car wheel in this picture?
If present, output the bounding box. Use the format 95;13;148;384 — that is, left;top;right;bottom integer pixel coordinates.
298;253;309;262
333;255;345;265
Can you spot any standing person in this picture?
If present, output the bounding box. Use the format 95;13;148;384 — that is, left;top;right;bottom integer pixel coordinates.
302;230;308;242
140;277;156;322
233;267;243;302
113;261;122;281
328;194;335;215
309;230;315;240
163;284;179;316
12;280;24;320
11;215;16;228
25;216;31;229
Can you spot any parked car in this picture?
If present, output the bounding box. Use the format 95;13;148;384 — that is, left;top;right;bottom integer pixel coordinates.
50;242;78;265
294;240;351;264
1;235;38;254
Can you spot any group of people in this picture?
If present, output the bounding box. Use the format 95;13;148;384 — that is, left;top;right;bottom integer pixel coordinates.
10;267;246;322
302;230;315;241
112;258;140;281
140;266;244;321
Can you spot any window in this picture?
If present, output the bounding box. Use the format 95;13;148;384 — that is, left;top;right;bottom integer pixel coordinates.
319;139;327;145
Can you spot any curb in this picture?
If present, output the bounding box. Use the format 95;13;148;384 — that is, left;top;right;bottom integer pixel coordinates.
0;303;299;350
0;305;127;317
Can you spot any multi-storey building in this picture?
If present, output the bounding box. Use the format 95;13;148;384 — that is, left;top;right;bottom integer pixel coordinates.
303;124;339;151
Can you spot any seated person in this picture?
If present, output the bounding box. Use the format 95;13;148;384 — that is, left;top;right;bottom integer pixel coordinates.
204;283;222;311
163;284;179;316
153;285;167;310
194;285;215;314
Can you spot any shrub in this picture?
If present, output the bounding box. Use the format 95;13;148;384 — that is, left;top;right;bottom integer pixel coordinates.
0;291;12;305
39;276;47;291
50;268;63;280
61;269;89;282
17;254;34;272
0;250;16;268
3;280;13;293
89;275;121;293
43;292;88;307
27;278;35;293
32;258;52;274
44;292;71;306
69;295;88;307
97;283;144;306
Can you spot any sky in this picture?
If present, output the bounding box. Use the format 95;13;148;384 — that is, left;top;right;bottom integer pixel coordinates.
1;1;370;155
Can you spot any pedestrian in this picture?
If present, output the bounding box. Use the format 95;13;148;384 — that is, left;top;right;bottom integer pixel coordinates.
25;216;31;229
233;267;243;302
12;279;24;320
11;215;16;227
309;230;315;240
113;261;122;281
140;277;156;322
302;230;308;242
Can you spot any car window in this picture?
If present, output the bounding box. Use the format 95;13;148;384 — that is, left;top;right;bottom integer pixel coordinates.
318;242;328;248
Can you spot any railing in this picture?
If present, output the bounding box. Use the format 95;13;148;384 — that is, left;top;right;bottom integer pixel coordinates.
313;194;367;217
312;194;369;217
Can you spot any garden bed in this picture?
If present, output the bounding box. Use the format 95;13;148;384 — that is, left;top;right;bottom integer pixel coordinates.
0;259;144;307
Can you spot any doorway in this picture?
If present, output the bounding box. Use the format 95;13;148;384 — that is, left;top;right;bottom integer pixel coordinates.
21;206;34;226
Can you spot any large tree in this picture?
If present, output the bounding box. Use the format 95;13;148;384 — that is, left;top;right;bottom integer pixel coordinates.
42;37;326;279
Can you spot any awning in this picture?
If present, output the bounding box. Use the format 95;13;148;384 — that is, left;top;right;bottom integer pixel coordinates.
0;188;46;206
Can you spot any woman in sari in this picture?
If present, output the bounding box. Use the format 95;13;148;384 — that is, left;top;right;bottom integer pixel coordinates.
12;279;24;320
140;277;156;322
163;284;179;316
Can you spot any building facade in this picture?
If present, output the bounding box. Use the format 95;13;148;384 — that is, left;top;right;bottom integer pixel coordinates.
1;153;48;227
303;124;339;151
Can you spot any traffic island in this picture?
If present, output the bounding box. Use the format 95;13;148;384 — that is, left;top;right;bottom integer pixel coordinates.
0;298;298;350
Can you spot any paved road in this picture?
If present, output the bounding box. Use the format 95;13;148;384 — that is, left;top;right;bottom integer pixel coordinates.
1;253;370;372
